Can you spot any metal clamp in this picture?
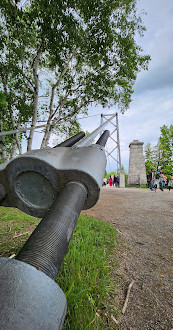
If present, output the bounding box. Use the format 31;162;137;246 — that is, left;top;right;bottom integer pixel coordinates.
0;144;106;218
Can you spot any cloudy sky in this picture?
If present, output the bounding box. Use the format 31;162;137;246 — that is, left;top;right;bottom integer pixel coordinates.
30;0;173;173
77;0;173;172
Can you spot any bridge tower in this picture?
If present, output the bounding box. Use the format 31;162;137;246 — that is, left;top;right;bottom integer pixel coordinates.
100;113;124;187
128;139;147;186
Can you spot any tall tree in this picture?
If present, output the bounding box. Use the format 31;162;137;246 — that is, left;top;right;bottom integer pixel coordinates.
158;125;173;173
0;91;7;162
144;143;155;173
0;1;35;159
0;0;150;161
144;125;173;175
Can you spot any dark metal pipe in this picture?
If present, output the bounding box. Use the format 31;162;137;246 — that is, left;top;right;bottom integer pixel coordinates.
96;130;110;147
53;131;85;148
76;113;116;147
16;181;87;281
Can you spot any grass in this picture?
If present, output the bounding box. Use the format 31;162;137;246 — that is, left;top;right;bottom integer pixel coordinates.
0;207;120;329
0;207;40;257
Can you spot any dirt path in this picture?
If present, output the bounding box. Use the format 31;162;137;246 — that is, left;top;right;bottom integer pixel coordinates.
85;187;173;330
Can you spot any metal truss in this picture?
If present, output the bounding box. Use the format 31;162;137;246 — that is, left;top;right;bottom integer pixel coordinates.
100;113;121;171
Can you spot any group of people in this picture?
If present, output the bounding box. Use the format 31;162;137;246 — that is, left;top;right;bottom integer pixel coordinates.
148;169;173;192
103;175;119;187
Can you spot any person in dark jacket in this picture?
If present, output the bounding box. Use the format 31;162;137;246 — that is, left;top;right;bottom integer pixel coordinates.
113;175;117;187
148;169;155;191
116;175;119;186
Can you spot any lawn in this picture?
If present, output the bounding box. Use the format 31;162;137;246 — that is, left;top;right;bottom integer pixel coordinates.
0;207;120;329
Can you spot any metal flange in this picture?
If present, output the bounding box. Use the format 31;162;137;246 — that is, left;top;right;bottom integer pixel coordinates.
0;145;106;217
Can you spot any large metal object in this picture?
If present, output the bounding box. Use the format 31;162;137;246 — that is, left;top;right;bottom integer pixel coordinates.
0;258;67;330
96;130;110;147
0;125;110;329
16;181;87;280
0;144;107;218
54;131;85;147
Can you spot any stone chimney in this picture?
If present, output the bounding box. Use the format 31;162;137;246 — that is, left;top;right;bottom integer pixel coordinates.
128;140;147;186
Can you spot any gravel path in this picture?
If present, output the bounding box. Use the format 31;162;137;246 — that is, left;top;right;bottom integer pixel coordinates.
85;187;173;330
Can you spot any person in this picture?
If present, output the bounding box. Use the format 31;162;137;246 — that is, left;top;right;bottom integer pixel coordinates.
116;175;119;187
163;175;167;187
168;172;173;191
108;175;113;187
153;173;158;192
159;171;164;191
147;173;150;188
113;175;117;187
103;177;107;186
153;172;160;192
148;169;155;191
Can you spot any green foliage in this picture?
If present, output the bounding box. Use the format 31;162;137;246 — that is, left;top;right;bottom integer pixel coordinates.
0;0;150;158
105;171;115;179
144;125;173;176
159;125;173;170
0;91;7;109
144;143;156;173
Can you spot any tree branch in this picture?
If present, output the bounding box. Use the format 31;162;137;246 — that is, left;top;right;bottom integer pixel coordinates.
18;67;34;90
50;83;83;121
53;48;78;89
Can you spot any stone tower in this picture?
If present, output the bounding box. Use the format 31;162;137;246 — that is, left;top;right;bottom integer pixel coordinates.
128;140;147;186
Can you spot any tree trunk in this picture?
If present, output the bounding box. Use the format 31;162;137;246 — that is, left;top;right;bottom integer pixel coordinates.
10;138;17;160
43;105;82;147
27;47;42;151
40;85;55;148
41;50;77;148
43;124;53;147
0;120;7;163
40;122;51;148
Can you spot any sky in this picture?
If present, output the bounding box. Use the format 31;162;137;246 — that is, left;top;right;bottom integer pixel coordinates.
31;0;173;173
76;0;173;172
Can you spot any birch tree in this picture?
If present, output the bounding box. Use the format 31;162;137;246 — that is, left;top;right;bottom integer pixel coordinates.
0;0;150;160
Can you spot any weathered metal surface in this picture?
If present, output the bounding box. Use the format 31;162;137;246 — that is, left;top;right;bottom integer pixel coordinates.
0;145;106;217
0;257;67;330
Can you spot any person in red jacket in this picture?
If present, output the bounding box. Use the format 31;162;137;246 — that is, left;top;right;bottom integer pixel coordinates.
109;175;113;187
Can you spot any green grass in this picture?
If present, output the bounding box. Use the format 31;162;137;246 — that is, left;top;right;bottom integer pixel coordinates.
58;214;120;329
0;208;120;329
0;207;40;256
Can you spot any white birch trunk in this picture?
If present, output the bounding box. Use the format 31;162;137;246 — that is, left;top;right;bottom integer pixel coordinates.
0;120;7;163
27;48;42;151
10;139;17;160
41;49;77;148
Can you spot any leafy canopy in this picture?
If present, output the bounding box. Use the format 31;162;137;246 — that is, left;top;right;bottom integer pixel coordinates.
144;125;173;178
0;0;150;159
